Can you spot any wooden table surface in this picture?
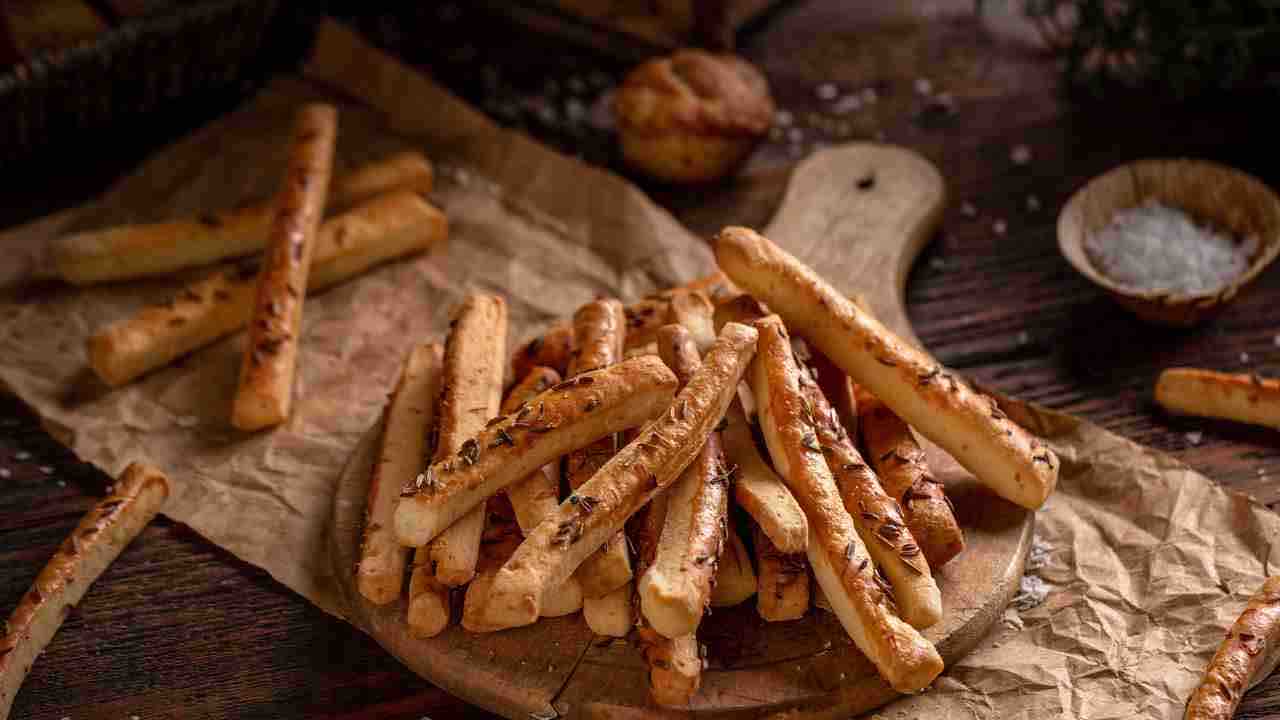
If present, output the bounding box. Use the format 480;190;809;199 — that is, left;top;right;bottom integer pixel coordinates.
3;3;1279;718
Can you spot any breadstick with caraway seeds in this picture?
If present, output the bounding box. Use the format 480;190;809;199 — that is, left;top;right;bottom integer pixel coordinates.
0;463;169;719
481;322;758;630
753;522;810;621
1185;575;1280;720
357;342;443;605
750;314;942;693
716;226;1058;510
231;104;337;430
710;524;757;608
1156;368;1280;430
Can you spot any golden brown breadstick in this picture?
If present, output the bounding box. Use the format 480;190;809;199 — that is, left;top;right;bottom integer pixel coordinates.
87;190;447;388
394;356;678;548
52;150;432;286
716;226;1058;510
0;463;169;719
462;500;526;632
406;560;450;638
856;385;965;568
423;295;508;587
230;104;337;430
500;368;564;535
631;488;702;705
749;314;943;693
510;272;737;376
1185;576;1280;720
799;375;942;629
638;325;730;638
809;347;858;440
1156;368;1280;430
357;342;444;605
481;323;759;630
564;299;634;603
710;524;757;608
583;584;634;637
753;522;810;622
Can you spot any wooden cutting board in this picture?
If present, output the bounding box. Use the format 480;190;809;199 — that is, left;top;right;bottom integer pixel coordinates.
328;144;1034;719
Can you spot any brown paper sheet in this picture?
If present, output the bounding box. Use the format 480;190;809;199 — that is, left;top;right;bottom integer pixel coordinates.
0;20;1276;719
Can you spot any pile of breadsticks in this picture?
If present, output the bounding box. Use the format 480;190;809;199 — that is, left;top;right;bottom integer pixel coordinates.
360;226;1060;704
68;103;448;430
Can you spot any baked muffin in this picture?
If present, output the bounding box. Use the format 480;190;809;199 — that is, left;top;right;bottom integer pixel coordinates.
613;49;773;183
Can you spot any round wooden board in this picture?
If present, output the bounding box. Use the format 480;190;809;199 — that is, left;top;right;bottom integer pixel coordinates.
328;144;1035;719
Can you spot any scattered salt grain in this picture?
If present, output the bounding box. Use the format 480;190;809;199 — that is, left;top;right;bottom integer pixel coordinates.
39;465;53;475
1010;144;1032;165
0;468;10;479
1084;202;1256;295
1025;535;1050;572
1185;431;1203;446
787;128;803;143
1274;334;1280;347
993;219;1008;236
1017;331;1031;346
775;110;793;127
57;480;66;488
960;201;977;218
1241;352;1251;363
831;95;863;114
1012;575;1049;611
1025;195;1042;213
929;257;946;270
914;77;933;96
860;87;878;104
816;82;839;100
14;450;31;461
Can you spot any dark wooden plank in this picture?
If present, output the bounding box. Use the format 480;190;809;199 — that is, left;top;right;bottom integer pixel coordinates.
2;1;1280;718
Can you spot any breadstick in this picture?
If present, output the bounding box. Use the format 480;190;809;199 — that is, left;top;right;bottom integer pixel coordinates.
583;583;634;637
716;226;1058;510
712;291;809;554
406;560;450;638
500;368;564;535
749;314;943;693
638;325;730;638
809;347;858;440
394;356;678;548
357;342;444;605
462;501;525;632
856;385;965;568
88;190;448;388
630;489;701;705
52;150;432;286
709;524;757;608
425;295;508;587
0;463;169;719
510;272;736;376
481;322;758;630
1156;368;1280;430
230;105;337;430
1185;576;1280;720
564;299;634;601
753;522;810;622
668;290;717;354
799;375;942;629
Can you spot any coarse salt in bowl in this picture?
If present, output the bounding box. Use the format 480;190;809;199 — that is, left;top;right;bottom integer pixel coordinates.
1057;158;1280;327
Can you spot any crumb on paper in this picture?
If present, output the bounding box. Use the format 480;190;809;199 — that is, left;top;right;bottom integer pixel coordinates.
1026;534;1050;572
1185;431;1203;446
1002;608;1025;631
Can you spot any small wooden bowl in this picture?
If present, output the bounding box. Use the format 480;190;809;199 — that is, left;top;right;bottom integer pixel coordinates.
1058;159;1280;327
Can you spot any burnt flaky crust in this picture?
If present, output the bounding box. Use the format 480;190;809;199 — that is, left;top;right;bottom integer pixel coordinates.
231;104;338;431
716;226;1058;511
1186;576;1280;720
639;325;731;638
500;367;564;535
798;373;942;630
481;322;758;630
394;355;678;548
749;314;942;693
614;49;773;138
0;463;169;718
357;342;444;605
855;385;965;569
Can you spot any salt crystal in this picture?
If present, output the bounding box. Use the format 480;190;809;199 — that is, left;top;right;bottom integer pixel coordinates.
775;110;793;127
1025;195;1042;213
832;95;863;114
0;468;10;478
1185;431;1203;446
1017;331;1031;345
39;465;53;475
929;257;946;270
566;76;587;94
816;83;838;100
564;98;586;123
1241;352;1251;363
993;219;1008;236
861;87;878;104
1010;144;1032;165
57;480;66;488
1012;575;1049;611
914;78;933;95
787;128;803;143
960;201;977;218
1083;202;1256;295
14;450;31;461
1274;334;1280;347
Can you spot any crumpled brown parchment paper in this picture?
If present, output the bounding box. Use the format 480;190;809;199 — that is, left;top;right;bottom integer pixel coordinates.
0;20;1276;720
